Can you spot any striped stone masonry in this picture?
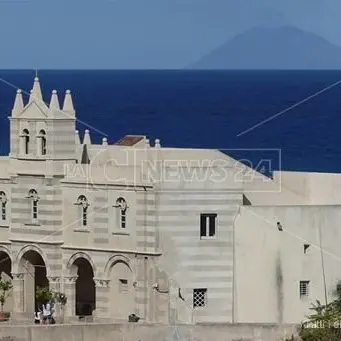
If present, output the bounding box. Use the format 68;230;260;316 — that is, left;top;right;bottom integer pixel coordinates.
93;278;110;317
0;76;248;325
11;273;24;314
63;276;78;318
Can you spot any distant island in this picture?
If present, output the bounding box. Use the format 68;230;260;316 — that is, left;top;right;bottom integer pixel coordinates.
187;26;341;70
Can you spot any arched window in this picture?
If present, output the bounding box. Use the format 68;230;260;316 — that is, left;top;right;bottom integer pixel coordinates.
38;129;46;155
21;129;30;155
77;195;89;227
28;189;39;221
115;197;127;229
0;192;7;221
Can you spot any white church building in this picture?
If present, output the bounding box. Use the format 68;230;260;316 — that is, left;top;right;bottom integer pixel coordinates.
0;76;341;324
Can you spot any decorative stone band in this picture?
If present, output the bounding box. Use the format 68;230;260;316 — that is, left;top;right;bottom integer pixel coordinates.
11;273;24;280
47;276;61;284
64;276;78;284
93;278;110;288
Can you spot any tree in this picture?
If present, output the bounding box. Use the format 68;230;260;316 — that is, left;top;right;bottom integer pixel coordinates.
36;286;54;306
300;281;341;341
36;286;67;306
36;286;67;324
0;279;12;313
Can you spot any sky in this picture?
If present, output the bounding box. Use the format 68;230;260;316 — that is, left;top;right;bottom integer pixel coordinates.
0;0;340;69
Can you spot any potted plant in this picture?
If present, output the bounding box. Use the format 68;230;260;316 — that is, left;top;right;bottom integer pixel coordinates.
128;313;140;322
54;292;67;324
0;279;13;321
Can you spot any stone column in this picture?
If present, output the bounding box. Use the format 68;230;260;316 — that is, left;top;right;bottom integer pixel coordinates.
48;276;61;293
11;273;24;316
48;277;61;322
63;276;77;320
93;278;110;322
23;262;35;314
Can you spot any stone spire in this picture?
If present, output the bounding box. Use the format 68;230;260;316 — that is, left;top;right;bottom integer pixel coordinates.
83;129;91;145
62;89;75;114
155;138;161;148
75;130;81;145
11;89;24;117
29;77;43;103
49;90;60;110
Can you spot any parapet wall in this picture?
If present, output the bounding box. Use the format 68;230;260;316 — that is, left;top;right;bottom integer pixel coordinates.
0;323;299;341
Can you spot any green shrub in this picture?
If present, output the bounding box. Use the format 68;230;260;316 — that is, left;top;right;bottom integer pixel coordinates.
299;282;341;341
36;286;67;306
0;279;12;312
300;327;341;341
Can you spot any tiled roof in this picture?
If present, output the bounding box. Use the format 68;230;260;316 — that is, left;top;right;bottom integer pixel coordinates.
114;135;144;146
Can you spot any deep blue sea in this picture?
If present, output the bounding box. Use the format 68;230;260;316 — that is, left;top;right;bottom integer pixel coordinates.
0;70;340;174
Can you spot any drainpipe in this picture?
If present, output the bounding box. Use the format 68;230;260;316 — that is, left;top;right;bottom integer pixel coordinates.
318;224;328;306
144;256;148;320
140;185;148;321
232;205;241;323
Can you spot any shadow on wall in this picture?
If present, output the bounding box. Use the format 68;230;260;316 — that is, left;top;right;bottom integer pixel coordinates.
156;230;185;285
276;253;284;326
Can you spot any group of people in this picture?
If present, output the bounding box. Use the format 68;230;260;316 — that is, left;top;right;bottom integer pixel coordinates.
34;302;55;325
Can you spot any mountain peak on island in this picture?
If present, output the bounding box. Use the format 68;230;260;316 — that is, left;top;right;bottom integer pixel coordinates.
187;26;341;70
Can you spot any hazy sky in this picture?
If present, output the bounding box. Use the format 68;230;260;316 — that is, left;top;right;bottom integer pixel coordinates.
0;0;339;68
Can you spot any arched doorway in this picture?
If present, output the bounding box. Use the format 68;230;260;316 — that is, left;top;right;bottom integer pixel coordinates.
109;261;134;319
71;258;95;316
0;251;11;278
0;251;12;312
18;250;48;313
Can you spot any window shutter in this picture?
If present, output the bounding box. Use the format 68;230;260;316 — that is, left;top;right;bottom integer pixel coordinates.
200;214;206;237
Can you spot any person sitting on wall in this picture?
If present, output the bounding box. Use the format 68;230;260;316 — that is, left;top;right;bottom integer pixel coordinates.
49;301;56;324
42;301;52;324
34;310;41;325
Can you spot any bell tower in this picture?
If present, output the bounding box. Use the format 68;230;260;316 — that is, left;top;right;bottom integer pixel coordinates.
8;76;77;176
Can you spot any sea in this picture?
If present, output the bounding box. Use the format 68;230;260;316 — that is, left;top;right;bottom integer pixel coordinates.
0;69;340;175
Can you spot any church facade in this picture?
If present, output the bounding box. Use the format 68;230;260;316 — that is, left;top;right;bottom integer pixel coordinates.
2;76;341;324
